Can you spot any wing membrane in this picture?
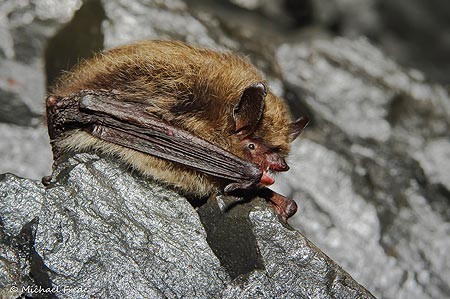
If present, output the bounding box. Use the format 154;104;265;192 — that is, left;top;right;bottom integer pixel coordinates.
47;91;262;190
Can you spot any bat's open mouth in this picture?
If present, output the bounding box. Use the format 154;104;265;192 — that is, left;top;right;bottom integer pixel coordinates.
261;168;275;185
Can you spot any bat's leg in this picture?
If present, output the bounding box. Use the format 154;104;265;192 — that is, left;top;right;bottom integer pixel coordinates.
269;192;297;221
258;188;297;221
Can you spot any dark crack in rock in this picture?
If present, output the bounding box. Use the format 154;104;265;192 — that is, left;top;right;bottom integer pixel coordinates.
0;217;45;299
45;0;106;87
197;195;265;279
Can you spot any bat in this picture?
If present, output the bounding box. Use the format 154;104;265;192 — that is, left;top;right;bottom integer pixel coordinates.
45;40;309;220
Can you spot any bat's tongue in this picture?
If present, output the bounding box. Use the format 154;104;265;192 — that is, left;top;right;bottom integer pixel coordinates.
261;169;275;185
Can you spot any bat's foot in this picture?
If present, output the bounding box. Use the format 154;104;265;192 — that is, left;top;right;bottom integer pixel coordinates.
225;187;298;221
258;188;297;222
268;193;297;222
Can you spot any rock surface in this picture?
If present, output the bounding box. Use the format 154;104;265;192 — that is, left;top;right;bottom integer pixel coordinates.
273;37;450;299
1;0;449;298
0;153;373;298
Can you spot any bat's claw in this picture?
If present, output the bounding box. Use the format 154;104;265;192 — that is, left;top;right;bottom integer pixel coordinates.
41;175;52;186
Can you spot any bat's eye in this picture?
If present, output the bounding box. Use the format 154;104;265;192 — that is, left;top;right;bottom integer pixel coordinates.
248;143;255;150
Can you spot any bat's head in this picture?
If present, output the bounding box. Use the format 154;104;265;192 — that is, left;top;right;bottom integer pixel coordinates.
233;83;309;186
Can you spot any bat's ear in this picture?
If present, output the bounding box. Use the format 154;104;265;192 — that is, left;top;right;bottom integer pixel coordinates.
289;116;309;142
233;82;266;136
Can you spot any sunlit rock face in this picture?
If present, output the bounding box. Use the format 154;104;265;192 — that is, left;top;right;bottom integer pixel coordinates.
0;1;449;298
274;37;450;299
0;0;83;179
0;153;373;298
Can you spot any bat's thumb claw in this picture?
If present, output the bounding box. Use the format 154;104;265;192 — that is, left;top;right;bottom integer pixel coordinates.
224;181;255;194
46;96;59;107
223;183;241;194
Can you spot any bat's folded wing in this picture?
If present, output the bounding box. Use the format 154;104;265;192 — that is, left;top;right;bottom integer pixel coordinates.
46;91;262;192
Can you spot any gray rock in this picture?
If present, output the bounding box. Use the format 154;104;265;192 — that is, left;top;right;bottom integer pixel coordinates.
274;37;450;299
414;138;450;191
102;0;219;50
277;37;450;144
221;207;373;298
0;0;82;113
285;0;450;85
0;217;42;299
375;0;450;85
0;0;82;179
0;153;373;298
311;0;379;37
278;38;392;142
0;123;52;180
1;154;229;298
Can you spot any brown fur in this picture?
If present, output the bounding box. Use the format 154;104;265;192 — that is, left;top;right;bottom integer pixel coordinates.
49;40;292;196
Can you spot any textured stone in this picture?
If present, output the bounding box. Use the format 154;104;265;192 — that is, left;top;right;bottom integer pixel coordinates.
221;207;373;298
0;154;229;298
274;37;450;298
0;154;373;298
0;0;81;180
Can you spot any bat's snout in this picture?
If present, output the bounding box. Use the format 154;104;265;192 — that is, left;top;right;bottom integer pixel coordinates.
267;154;289;172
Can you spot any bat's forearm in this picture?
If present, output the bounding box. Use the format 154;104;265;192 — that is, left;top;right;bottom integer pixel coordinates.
46;90;262;189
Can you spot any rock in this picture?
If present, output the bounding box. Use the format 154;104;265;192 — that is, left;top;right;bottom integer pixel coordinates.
0;154;229;298
283;0;450;85
375;0;450;85
414;138;450;191
278;38;392;142
0;153;373;298
102;0;218;49
0;0;82;114
0;217;42;299
277;37;450;144
220;207;372;298
0;0;81;179
311;0;379;37
0;123;52;180
274;37;450;298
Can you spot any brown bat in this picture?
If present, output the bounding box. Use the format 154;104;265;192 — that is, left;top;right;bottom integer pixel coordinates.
45;40;308;220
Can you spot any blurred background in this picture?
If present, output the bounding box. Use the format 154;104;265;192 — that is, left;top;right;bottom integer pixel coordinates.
1;0;449;298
